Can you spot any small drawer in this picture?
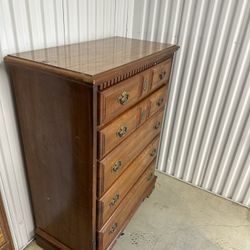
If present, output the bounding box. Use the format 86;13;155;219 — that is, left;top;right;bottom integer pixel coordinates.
98;110;164;196
97;162;156;250
97;136;160;229
98;85;167;159
151;58;172;90
98;72;151;125
149;84;168;116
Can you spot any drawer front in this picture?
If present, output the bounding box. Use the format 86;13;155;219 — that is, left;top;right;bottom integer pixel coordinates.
98;85;167;159
152;58;172;90
97;136;160;229
98;109;164;196
99;73;147;125
98;104;141;159
98;59;172;125
149;85;168;116
98;162;156;250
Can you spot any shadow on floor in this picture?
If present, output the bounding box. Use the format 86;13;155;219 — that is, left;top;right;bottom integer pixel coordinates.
25;172;250;250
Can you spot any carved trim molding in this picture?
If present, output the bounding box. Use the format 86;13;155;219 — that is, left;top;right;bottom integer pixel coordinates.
97;55;171;91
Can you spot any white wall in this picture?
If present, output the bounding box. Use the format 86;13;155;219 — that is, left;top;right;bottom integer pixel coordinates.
132;0;250;208
0;1;134;249
1;0;250;249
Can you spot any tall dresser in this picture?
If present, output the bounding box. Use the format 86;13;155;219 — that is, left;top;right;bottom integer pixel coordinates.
5;37;179;250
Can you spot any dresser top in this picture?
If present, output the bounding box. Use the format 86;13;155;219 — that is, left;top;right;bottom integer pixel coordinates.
5;37;179;84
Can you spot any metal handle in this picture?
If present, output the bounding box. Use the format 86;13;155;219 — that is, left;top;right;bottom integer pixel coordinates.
154;121;161;129
110;193;120;207
112;160;122;172
159;70;166;80
116;125;128;138
141;110;146;120
150;148;157;157
109;223;118;234
147;172;154;181
143;79;148;91
156;97;164;107
118;91;129;105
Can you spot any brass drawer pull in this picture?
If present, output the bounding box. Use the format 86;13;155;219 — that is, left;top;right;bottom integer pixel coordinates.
112;160;122;172
118;91;129;105
116;126;128;138
141;110;146;120
150;148;157;157
110;193;120;207
156;97;164;107
159;70;166;80
109;223;118;234
143;79;148;91
147;172;154;181
154;121;161;129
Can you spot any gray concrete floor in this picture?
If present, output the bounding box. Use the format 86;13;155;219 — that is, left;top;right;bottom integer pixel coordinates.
25;172;250;250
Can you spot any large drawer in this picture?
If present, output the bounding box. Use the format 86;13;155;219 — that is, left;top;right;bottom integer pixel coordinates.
98;109;164;196
97;136;160;229
97;161;156;250
98;59;172;125
98;85;167;158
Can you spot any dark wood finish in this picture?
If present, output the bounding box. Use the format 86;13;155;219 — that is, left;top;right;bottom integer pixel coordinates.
7;65;97;250
98;59;170;125
98;110;164;197
98;72;145;125
98;162;157;250
97;136;159;229
5;37;178;85
98;85;167;159
4;37;179;250
0;194;14;250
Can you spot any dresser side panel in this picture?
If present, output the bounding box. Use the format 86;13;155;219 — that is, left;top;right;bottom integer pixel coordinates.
8;65;97;250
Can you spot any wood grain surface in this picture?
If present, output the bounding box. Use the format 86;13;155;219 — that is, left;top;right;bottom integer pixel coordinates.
98;109;164;196
4;36;179;250
9;65;97;250
5;37;179;85
97;161;157;250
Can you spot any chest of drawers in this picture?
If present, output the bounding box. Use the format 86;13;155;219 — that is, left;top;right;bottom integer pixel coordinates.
5;37;178;250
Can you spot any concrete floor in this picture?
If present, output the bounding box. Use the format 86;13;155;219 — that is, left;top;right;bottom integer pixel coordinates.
25;172;250;250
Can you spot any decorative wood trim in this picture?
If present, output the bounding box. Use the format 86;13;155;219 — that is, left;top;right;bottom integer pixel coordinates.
97;54;173;91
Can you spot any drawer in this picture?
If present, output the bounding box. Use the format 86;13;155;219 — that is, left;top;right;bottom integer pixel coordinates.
97;136;160;229
98;59;171;125
149;84;168;116
98;101;145;159
98;72;151;125
152;58;172;90
98;109;164;196
98;85;167;159
97;162;156;250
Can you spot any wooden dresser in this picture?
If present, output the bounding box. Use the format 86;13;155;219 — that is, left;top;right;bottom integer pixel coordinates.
5;37;179;250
